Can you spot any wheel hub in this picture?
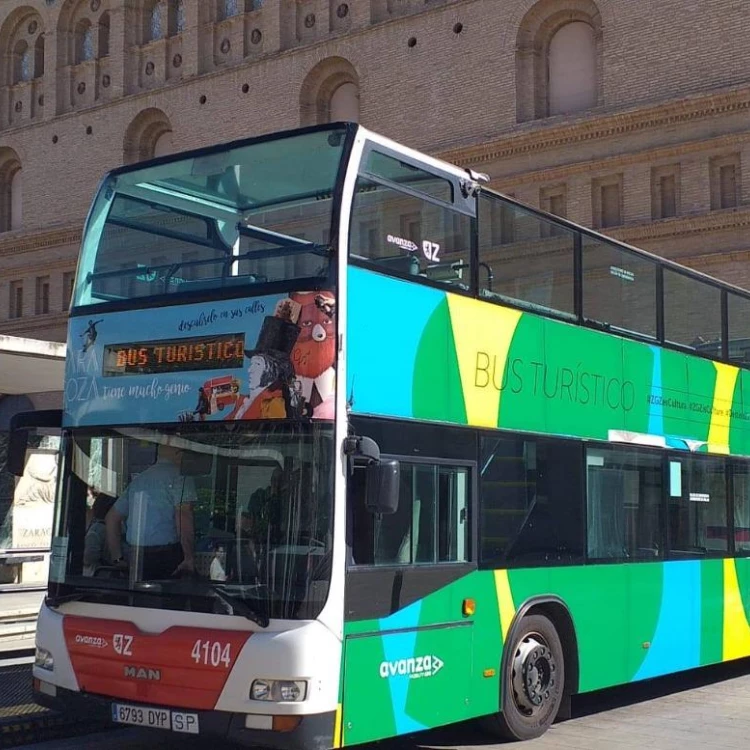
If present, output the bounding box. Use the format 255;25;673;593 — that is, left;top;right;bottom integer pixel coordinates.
511;634;556;715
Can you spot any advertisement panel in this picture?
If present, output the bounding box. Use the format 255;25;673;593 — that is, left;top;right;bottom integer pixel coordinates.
64;291;336;427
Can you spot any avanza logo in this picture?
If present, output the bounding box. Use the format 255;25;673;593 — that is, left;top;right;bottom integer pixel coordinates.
379;655;444;680
74;634;109;649
124;666;161;681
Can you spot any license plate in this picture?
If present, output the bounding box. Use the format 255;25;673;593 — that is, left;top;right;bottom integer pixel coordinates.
111;703;199;734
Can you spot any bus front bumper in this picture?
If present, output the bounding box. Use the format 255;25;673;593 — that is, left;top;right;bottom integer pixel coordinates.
32;680;337;750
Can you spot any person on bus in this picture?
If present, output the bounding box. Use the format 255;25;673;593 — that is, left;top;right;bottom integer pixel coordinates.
82;490;117;576
209;544;228;581
228;510;263;583
105;442;197;579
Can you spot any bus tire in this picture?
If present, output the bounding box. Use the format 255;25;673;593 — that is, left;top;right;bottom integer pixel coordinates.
484;613;565;741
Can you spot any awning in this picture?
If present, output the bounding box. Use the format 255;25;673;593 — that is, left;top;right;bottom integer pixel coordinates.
0;335;65;395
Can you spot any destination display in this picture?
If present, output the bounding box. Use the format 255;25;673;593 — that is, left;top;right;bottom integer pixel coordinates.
103;334;246;377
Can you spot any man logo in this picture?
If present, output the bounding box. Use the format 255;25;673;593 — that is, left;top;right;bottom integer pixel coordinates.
124;666;161;681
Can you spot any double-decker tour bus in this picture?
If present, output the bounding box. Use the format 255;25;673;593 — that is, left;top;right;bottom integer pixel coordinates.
18;122;750;746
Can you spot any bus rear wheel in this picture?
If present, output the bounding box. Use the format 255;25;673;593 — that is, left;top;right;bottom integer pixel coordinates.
485;613;565;741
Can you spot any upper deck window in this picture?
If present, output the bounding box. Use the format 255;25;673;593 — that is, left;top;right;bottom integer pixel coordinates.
664;268;722;354
74;128;348;308
582;236;657;339
349;150;472;290
478;193;576;320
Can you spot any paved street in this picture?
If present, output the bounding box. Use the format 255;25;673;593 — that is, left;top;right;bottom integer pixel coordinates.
11;658;750;750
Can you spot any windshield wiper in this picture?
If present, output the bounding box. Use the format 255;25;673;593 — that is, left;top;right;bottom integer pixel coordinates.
46;590;97;608
207;584;269;628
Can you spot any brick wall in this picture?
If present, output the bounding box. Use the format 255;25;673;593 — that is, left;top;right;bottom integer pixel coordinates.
0;0;746;341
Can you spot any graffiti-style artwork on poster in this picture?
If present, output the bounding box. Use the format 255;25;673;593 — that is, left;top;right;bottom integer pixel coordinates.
63;291;337;428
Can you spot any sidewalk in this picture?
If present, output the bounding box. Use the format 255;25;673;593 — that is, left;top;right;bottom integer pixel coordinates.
0;663;111;749
0;591;43;654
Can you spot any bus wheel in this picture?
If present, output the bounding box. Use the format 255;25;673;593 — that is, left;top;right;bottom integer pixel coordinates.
485;614;565;741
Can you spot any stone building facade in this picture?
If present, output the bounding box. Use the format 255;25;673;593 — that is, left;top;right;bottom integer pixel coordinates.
0;0;746;346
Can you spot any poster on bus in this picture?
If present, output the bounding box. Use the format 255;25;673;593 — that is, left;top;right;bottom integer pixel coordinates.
64;291;336;428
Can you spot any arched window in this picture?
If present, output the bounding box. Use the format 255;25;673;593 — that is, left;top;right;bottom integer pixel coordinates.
124;108;174;164
329;82;359;122
515;0;603;122
10;168;22;231
300;57;360;126
98;12;110;57
548;22;596;115
175;0;186;33
76;20;94;63
21;46;32;81
153;130;174;157
0;156;23;232
149;2;164;41
34;35;44;78
12;40;30;83
220;0;240;21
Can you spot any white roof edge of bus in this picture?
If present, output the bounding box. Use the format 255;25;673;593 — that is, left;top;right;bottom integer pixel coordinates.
357;126;471;181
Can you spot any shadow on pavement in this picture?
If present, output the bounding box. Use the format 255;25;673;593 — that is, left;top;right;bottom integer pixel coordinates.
364;656;750;749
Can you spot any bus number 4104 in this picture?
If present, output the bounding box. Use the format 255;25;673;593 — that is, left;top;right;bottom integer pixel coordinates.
191;639;232;668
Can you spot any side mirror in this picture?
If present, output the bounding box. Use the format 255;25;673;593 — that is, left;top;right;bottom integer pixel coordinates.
365;460;400;515
8;410;62;477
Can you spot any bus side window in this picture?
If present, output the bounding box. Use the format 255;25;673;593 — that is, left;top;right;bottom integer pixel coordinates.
349;461;469;567
348;465;374;565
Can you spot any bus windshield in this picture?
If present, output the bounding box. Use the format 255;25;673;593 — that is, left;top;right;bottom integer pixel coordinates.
51;422;334;621
73;127;349;307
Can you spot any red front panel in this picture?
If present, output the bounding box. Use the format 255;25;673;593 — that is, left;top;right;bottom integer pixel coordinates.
63;616;252;710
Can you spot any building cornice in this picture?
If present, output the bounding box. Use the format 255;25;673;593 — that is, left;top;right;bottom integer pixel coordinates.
0;222;82;258
485;131;750;186
599;205;750;245
0;312;67;338
437;86;750;167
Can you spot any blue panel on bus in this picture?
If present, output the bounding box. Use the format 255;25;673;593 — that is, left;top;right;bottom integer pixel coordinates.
64;290;337;427
346;267;443;418
633;560;701;680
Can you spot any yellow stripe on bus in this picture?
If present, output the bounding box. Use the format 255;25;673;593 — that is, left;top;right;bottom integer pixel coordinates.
446;295;522;429
333;703;343;748
707;362;739;454
723;558;750;660
494;569;516;642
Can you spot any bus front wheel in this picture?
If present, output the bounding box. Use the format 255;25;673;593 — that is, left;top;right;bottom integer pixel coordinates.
485;613;565;741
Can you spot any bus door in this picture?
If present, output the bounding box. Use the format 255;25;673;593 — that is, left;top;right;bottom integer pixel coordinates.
341;457;476;745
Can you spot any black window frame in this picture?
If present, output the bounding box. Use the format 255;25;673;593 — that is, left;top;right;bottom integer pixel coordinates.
348;142;478;298
346;416;478;572
584;442;666;563
477;431;586;570
355;453;475;570
664;451;732;560
729;457;750;557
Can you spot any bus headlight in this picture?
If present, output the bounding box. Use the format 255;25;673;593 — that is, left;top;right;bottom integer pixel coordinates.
34;648;54;671
250;679;307;702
